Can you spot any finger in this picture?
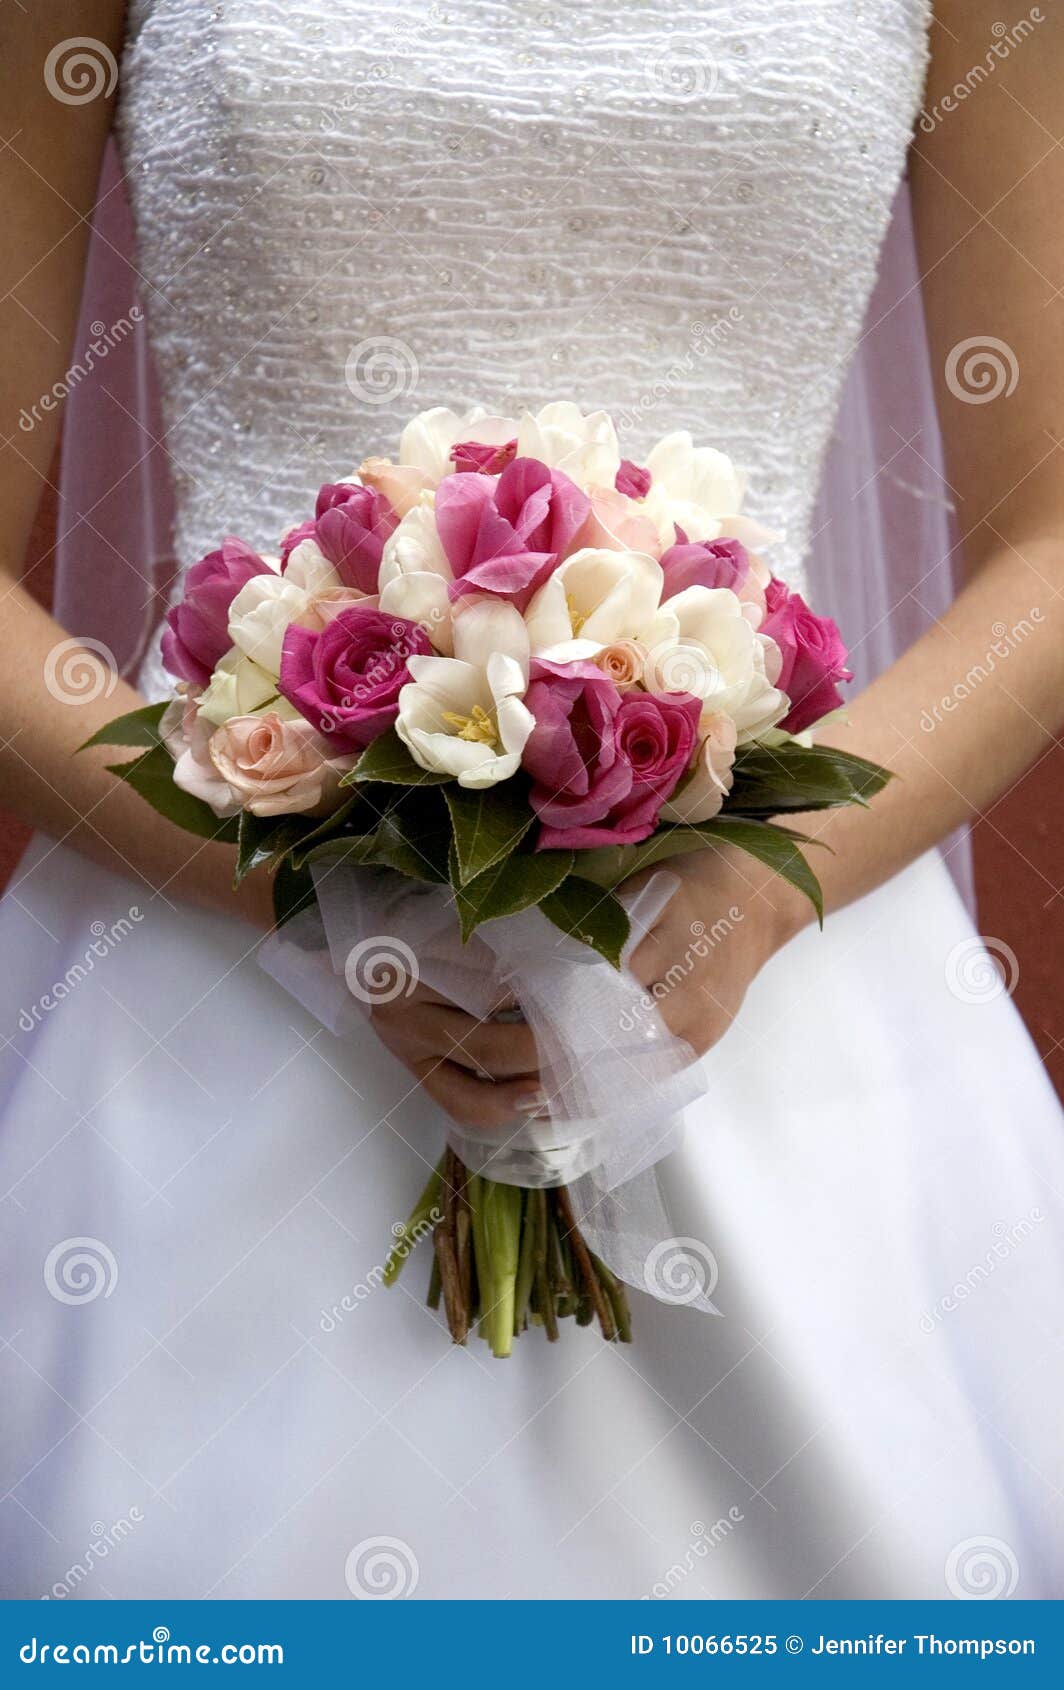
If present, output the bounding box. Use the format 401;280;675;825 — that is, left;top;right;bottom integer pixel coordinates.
627;918;680;992
426;1006;541;1079
415;1059;547;1130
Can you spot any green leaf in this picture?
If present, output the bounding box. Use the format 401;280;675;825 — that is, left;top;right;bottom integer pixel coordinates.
699;815;824;925
234;811;310;886
575;814;824;924
80;702;168;752
444;779;533;886
105;745;239;843
346;728;451;787
272;858;316;928
306;789;452;885
540;876;630;969
288;795;362;867
452;848;574;941
726;742;893;815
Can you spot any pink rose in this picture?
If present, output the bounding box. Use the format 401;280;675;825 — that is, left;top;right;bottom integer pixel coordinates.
524;661;702;848
435;456;589;608
615;459;652;499
759;579;852;734
450;438;518;474
161;538;273;687
279;604;432;751
208;712;353;817
578;484;662;556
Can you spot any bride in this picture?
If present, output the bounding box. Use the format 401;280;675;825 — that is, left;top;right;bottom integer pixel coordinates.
2;0;1063;1600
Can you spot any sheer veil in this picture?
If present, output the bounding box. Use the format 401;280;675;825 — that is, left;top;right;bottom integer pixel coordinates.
54;144;971;903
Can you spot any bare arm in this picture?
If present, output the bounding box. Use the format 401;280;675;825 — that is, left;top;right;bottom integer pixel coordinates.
633;2;1064;1041
0;2;273;927
790;0;1064;915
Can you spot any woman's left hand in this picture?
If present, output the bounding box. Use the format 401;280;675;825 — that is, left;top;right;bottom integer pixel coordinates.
624;844;811;1059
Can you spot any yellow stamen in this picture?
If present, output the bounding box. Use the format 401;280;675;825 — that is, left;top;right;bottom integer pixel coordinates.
441;703;499;745
566;593;588;637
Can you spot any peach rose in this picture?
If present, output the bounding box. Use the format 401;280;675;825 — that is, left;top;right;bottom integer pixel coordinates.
208;711;354;817
578;484;662;557
593;638;647;691
162;688;243;817
358;456;432;519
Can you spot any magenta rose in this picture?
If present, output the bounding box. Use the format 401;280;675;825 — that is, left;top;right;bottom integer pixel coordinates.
660;536;750;600
279;604;432;751
161;537;273;686
450;438;518;474
523;662;629;835
524;661;701;848
435;456;589;608
288;482;399;594
615;458;651;499
760;579;852;734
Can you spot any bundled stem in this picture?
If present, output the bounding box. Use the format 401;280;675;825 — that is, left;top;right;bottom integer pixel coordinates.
386;1152;633;1356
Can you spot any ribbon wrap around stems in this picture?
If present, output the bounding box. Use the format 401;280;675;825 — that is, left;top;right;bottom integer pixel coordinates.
260;863;719;1316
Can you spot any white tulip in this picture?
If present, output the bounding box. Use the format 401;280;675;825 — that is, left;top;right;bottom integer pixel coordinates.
642;431;780;551
228;543;342;676
398;406;517;482
396;600;533;788
642;585;787;741
516;401;621;491
197;646;278;726
523;547;664;661
378;494;454;653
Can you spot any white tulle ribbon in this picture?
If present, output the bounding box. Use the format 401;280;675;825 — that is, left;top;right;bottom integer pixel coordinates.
260;865;719;1315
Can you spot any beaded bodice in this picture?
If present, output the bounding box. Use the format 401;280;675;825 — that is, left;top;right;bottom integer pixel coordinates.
115;0;929;699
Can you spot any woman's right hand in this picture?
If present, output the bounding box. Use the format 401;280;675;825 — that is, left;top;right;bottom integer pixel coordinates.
370;984;545;1129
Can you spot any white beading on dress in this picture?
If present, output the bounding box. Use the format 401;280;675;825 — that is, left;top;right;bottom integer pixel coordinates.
2;0;1063;1601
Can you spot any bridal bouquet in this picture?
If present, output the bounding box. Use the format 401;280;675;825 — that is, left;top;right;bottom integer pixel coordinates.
84;402;889;1356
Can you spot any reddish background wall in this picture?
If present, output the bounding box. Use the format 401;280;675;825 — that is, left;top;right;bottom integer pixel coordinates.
4;475;1063;1098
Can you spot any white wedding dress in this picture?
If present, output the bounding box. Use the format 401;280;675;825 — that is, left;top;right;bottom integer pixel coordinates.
3;0;1064;1602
